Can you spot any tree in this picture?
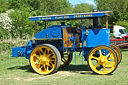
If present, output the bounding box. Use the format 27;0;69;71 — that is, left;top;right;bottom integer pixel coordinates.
69;3;94;27
95;0;128;29
0;0;9;13
0;22;10;40
34;0;73;28
73;3;94;13
7;0;95;39
38;0;72;15
9;8;34;39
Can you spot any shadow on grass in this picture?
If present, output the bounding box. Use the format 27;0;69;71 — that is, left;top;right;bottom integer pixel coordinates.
59;65;113;75
59;64;94;75
8;64;112;75
60;64;90;71
8;65;35;73
8;64;92;74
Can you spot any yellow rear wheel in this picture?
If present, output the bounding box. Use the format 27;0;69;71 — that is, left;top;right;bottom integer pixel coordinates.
87;45;118;75
30;44;61;75
60;52;73;68
111;44;122;64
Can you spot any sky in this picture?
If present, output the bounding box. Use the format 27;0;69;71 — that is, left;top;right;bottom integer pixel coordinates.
67;0;96;6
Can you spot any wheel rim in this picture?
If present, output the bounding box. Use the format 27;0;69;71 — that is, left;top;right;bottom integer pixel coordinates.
30;46;57;75
111;44;122;64
60;52;70;68
88;46;118;74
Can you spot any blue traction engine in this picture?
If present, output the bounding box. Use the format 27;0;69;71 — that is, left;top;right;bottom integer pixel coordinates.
12;11;122;75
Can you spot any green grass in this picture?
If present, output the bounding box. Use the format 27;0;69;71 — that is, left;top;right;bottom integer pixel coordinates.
0;41;128;85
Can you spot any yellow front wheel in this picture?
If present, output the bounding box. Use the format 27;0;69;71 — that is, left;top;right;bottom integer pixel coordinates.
87;45;118;75
30;44;61;75
111;44;122;64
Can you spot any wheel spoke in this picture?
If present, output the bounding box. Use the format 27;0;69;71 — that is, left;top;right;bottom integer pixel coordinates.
94;63;99;68
40;64;44;69
63;57;67;61
90;55;99;60
43;65;46;71
103;65;107;73
106;53;110;57
48;53;53;57
49;62;55;66
63;56;68;58
47;64;53;68
37;63;42;69
99;50;102;56
106;61;115;65
47;49;50;54
61;58;65;63
46;66;49;71
39;51;42;56
108;54;114;60
50;59;55;62
40;49;44;54
44;49;47;55
49;55;55;59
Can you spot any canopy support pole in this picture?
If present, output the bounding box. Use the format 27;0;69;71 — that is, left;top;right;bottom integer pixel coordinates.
35;21;37;34
44;21;47;29
106;15;108;28
35;21;38;45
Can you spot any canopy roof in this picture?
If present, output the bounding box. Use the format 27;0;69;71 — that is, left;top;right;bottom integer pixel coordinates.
29;11;112;21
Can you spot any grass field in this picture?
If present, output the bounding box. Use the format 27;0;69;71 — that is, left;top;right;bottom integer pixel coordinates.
0;41;128;85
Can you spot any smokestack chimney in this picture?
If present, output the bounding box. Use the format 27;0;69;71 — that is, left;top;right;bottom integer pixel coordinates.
93;9;98;28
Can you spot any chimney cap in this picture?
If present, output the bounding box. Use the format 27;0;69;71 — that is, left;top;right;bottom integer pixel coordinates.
93;9;98;12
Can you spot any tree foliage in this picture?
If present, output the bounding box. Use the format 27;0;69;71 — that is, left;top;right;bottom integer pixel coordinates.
0;22;10;40
95;0;128;31
5;0;74;39
9;8;34;39
73;3;93;13
69;3;94;27
2;0;128;40
40;0;72;15
0;0;9;13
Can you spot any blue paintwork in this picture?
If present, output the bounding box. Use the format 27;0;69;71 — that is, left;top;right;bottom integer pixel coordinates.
12;40;35;59
29;12;106;21
35;25;62;39
12;46;26;57
82;29;110;47
12;25;111;61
